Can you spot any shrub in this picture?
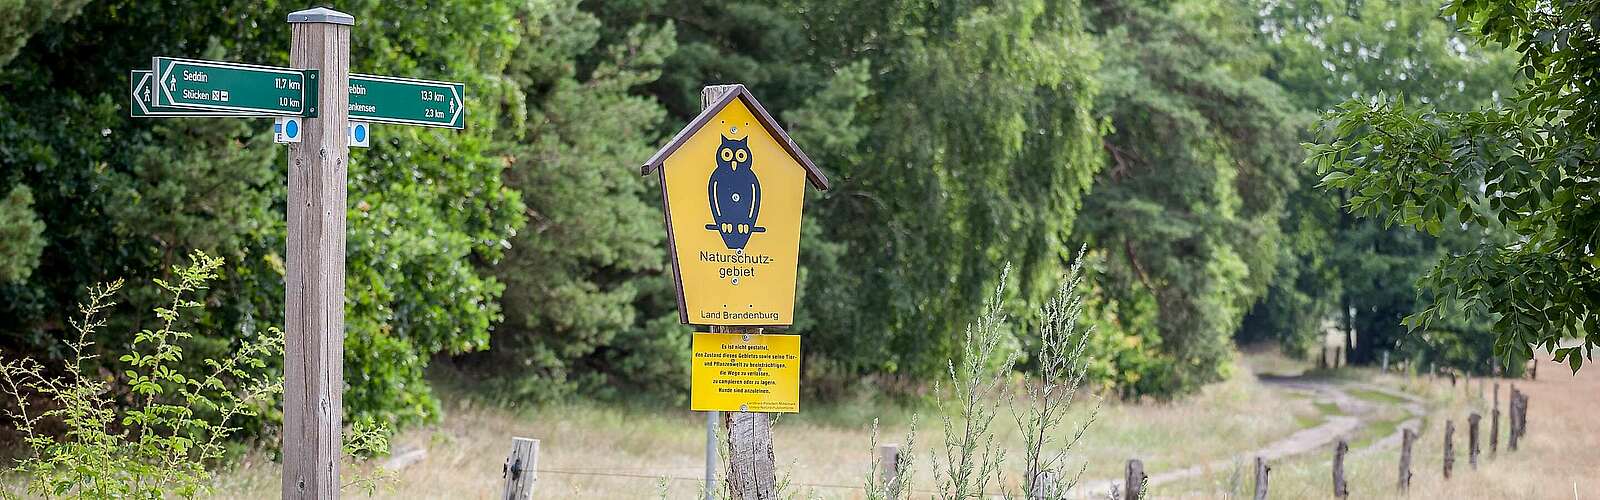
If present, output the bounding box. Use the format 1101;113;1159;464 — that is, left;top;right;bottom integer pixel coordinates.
0;251;386;498
1;251;280;497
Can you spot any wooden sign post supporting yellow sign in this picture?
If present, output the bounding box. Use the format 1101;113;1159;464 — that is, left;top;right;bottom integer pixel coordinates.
643;84;828;499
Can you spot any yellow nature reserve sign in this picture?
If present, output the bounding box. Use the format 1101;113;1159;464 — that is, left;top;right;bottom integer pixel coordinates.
690;332;800;413
641;86;829;326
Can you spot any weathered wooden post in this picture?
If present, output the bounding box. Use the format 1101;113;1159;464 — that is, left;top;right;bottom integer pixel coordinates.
283;8;352;499
1029;471;1059;500
1514;391;1529;443
502;437;539;500
1333;440;1349;498
878;444;900;498
1252;456;1269;500
1443;420;1455;479
129;9;467;499
1398;428;1415;492
721;325;776;500
1124;459;1145;500
1491;383;1500;455
1468;413;1481;470
1381;350;1389;373
1508;387;1521;452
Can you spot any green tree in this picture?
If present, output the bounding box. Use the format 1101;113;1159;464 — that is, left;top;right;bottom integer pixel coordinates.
1309;0;1599;371
1076;0;1303;394
461;1;689;402
1245;0;1518;368
590;0;1106;384
0;0;88;66
0;186;45;284
0;1;525;428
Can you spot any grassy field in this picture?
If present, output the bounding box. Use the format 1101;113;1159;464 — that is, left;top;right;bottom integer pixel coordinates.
9;349;1588;499
205;354;1329;498
1162;358;1598;499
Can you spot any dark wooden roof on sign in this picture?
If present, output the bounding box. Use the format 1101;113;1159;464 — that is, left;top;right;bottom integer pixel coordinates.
640;84;831;190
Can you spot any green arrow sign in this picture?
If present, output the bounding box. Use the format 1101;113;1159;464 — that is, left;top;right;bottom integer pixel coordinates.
130;70;273;117
153;57;316;116
348;74;464;129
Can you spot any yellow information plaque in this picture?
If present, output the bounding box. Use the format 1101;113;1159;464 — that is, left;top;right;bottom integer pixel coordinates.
642;86;829;326
690;332;800;413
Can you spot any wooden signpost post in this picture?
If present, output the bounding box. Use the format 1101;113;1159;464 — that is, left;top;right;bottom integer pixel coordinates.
643;84;830;499
127;7;468;499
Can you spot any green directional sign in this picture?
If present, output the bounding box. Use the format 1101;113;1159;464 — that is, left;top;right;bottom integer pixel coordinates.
152;57;316;116
348;74;464;129
131;70;273;117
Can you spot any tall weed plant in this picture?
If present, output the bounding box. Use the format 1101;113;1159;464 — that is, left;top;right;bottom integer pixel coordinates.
0;251;392;499
875;248;1101;499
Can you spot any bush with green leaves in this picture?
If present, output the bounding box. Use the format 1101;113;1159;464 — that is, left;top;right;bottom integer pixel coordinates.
0;251;384;499
1;252;279;497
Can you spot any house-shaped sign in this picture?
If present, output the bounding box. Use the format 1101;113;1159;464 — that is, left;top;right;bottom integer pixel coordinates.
641;85;830;327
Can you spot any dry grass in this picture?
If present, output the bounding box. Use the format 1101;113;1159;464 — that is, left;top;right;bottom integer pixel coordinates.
1165;358;1598;499
204;356;1320;499
14;350;1578;499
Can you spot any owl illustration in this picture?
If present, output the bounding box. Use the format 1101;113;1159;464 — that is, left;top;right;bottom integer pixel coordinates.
705;134;764;250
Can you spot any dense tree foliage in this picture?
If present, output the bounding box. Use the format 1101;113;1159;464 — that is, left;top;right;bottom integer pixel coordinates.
1073;0;1303;394
589;0;1107;384
0;1;526;427
1;0;1571;424
1247;0;1517;372
464;2;689;402
1311;0;1598;371
0;186;45;284
0;0;87;67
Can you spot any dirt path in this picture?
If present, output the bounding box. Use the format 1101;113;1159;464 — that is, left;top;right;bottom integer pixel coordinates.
1072;376;1428;497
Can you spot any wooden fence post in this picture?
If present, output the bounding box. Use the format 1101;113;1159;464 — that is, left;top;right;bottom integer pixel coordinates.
1514;391;1529;443
1443;420;1455;480
1253;456;1269;500
878;444;899;498
1124;459;1145;500
1468;413;1481;470
1491;383;1500;456
1029;471;1059;500
1398;428;1414;492
1508;387;1521;452
283;8;354;499
1333;440;1349;498
502;437;539;500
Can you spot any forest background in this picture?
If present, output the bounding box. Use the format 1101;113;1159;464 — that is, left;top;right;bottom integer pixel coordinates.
0;0;1528;433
